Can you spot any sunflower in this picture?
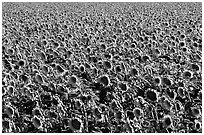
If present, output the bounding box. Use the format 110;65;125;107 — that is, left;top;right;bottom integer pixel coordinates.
31;116;42;129
69;118;83;132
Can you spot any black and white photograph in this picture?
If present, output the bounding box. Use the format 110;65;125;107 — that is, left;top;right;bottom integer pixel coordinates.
1;1;202;133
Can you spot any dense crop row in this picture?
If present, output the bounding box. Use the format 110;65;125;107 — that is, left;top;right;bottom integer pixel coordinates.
2;2;202;133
